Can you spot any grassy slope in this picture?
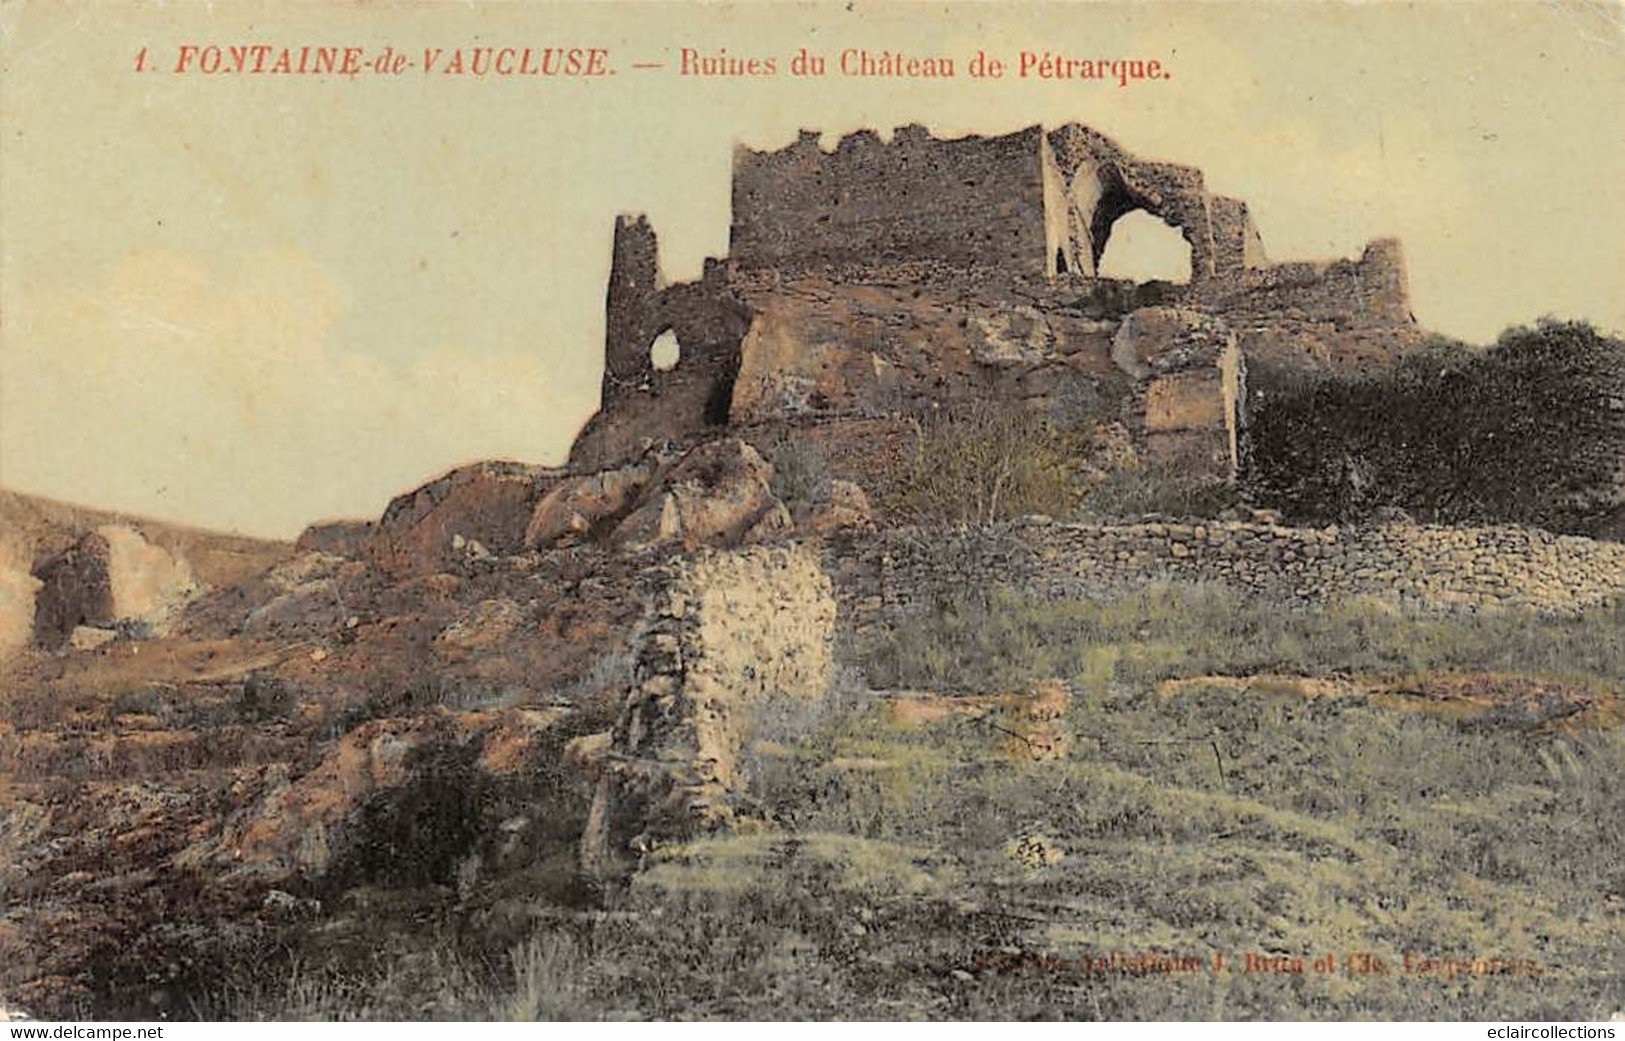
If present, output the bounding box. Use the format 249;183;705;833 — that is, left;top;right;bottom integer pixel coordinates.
211;586;1624;1021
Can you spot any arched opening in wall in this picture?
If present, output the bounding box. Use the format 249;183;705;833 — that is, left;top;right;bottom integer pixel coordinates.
649;329;681;371
1054;248;1069;275
1098;210;1191;284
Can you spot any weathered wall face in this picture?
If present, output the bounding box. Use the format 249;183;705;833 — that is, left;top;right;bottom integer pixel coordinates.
828;520;1625;631
1197;239;1423;369
582;543;835;879
730;125;1049;278
1211;238;1413;326
1110;307;1245;480
1039;132;1078;277
1210;195;1268;273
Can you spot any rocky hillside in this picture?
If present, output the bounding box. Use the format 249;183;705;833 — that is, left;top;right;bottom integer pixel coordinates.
3;299;1621;1021
0;490;291;588
3;119;1621;1022
2;441;1622;1019
0;490;293;661
0;472;661;1016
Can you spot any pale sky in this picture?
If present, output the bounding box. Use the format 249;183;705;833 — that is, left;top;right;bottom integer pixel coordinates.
2;1;1622;538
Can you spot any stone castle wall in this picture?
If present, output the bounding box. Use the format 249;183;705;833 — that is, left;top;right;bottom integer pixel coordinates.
827;519;1625;631
1196;239;1422;369
1209;195;1268;273
730;125;1049;278
570;216;753;471
1044;123;1230;283
1208;239;1412;325
575;124;1431;475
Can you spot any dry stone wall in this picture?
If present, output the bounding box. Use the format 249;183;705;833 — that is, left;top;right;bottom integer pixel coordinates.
829;519;1625;630
581;543;835;879
576;518;1621;881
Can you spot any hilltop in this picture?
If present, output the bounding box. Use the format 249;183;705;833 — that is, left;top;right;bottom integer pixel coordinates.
1;123;1621;1021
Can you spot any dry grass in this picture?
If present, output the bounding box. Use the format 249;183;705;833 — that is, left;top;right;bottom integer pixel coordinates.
194;584;1625;1020
890;402;1084;525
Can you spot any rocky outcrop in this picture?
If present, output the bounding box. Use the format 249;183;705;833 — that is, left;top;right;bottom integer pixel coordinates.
523;453;666;550
610;439;787;552
433;598;526;659
0;553;40;661
240;551;357;637
0;521;639;1016
795;479;872;536
30;526;200;648
364;461;562;576
1112;307;1231;379
582;543;836;880
242;580;347;637
725;282;1115;430
728;293;906;423
522;438;866;557
294;519;374;558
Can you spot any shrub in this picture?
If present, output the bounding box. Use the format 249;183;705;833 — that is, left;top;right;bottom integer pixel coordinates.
1245;320;1625;538
891;401;1083;525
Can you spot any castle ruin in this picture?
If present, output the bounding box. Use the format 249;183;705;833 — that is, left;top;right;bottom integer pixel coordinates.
569;122;1424;485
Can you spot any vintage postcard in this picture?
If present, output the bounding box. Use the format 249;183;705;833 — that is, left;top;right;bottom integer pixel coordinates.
1;0;1623;1026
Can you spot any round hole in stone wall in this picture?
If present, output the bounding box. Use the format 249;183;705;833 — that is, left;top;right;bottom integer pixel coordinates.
649;329;681;371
